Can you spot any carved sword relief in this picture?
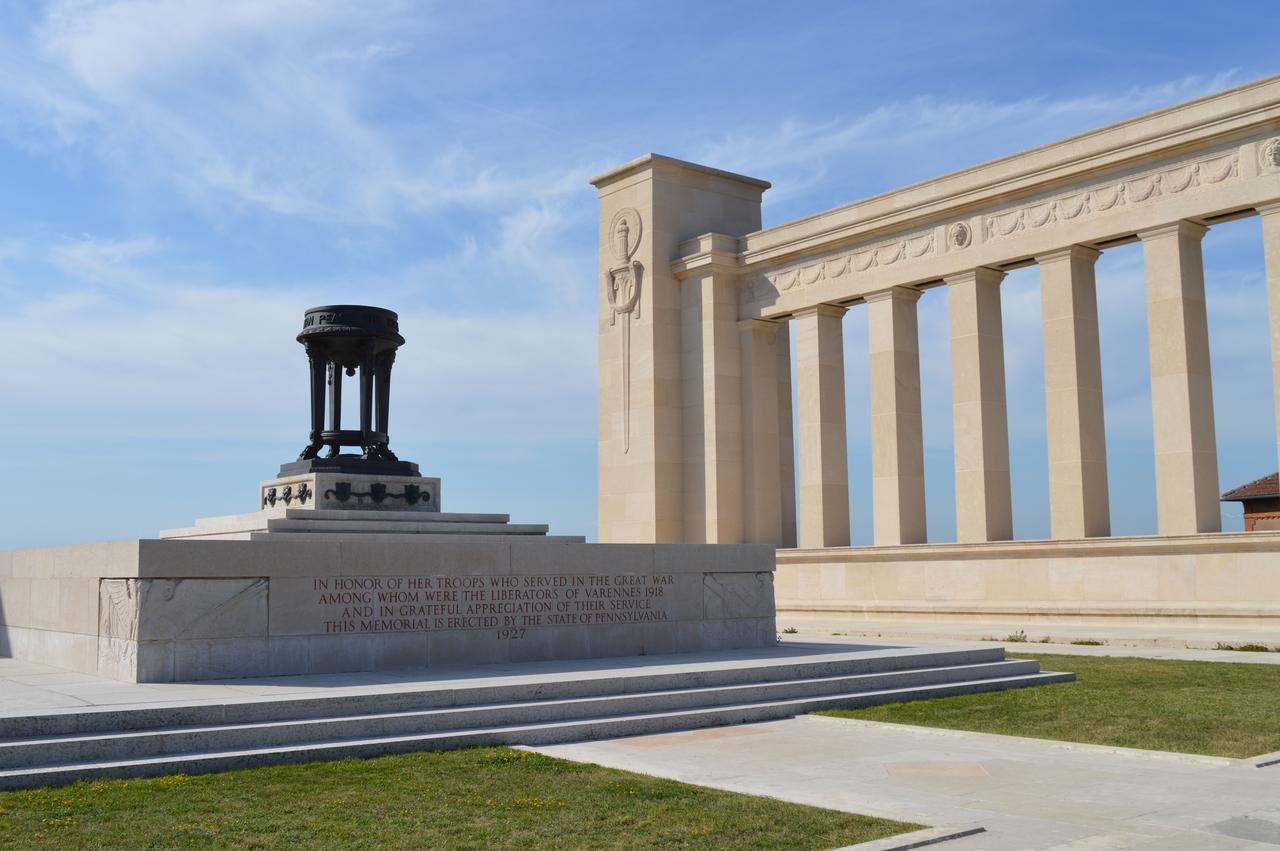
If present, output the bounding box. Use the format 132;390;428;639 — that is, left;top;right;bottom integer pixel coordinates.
605;207;643;453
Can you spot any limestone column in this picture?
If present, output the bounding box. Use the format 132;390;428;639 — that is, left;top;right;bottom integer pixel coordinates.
794;304;850;548
865;287;927;545
947;268;1012;543
776;321;798;548
739;319;783;545
1037;245;1110;539
683;270;743;543
1139;221;1220;535
1261;203;1280;479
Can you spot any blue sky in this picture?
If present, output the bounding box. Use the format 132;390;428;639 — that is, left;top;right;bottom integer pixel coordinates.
0;1;1276;548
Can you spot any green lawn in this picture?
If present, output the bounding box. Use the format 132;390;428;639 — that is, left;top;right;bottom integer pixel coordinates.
818;653;1280;759
0;747;917;850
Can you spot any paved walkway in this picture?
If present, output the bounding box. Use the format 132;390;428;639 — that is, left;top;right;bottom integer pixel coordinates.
0;639;900;715
2;633;1275;717
860;637;1280;666
781;617;1280;659
534;715;1280;849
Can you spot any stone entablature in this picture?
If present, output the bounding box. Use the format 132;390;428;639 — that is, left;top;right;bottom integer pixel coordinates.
671;75;1280;320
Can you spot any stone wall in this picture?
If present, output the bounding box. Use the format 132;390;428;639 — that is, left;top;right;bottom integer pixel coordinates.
0;539;775;682
776;532;1280;626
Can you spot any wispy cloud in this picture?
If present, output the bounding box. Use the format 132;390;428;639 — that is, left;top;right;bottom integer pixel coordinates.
0;240;595;444
0;0;584;226
49;234;163;282
0;238;26;264
700;72;1245;209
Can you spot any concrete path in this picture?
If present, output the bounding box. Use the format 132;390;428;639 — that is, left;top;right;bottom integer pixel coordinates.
837;637;1280;666
994;641;1280;665
779;616;1280;657
2;633;1273;717
533;715;1280;849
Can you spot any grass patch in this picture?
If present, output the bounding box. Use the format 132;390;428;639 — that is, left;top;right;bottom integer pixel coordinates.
817;653;1280;759
1069;639;1105;646
0;747;917;850
1003;630;1028;643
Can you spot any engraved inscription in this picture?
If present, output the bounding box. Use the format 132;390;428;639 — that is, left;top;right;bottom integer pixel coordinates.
308;573;677;637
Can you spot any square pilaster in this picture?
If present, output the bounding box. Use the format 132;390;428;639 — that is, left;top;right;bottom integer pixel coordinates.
1260;202;1280;481
865;287;927;545
947;267;1012;543
739;319;783;545
1037;245;1110;539
794;304;851;548
1139;221;1220;535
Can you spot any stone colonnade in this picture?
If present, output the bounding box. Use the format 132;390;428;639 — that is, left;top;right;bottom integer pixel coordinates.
593;78;1280;550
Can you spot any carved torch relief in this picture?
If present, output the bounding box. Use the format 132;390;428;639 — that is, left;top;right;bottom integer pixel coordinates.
605;207;643;453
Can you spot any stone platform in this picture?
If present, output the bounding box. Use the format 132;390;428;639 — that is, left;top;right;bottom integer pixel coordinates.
0;640;1070;790
159;507;584;542
0;537;775;682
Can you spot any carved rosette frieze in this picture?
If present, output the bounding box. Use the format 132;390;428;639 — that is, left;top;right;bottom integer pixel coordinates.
604;207;643;453
743;144;1253;308
748;229;938;302
983;149;1239;244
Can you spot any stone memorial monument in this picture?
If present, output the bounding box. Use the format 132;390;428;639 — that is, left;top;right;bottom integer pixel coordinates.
0;305;776;682
591;74;1280;632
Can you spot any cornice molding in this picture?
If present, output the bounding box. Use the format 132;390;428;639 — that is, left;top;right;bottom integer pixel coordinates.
1136;220;1209;241
792;303;848;320
1035;244;1101;265
738;74;1280;268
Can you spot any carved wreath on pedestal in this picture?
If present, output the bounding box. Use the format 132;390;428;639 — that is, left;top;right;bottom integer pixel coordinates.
604;207;643;453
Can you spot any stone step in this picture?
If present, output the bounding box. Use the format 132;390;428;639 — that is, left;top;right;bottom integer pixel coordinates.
0;660;1042;769
0;671;1071;790
0;646;1011;739
246;532;588;543
263;509;512;525
264;519;551;535
160;509;516;539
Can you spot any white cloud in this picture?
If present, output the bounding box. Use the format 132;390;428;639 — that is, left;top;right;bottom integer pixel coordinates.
0;238;26;264
0;0;584;226
0;233;595;445
700;72;1245;207
49;234;163;281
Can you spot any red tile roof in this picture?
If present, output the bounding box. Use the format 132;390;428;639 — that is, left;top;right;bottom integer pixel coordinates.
1221;472;1280;501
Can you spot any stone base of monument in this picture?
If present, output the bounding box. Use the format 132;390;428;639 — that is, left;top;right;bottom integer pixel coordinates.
0;641;1072;790
0;449;780;683
0;537;775;683
254;472;443;515
158;507;581;542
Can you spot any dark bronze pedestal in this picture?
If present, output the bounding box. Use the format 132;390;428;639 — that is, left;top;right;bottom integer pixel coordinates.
279;304;419;477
